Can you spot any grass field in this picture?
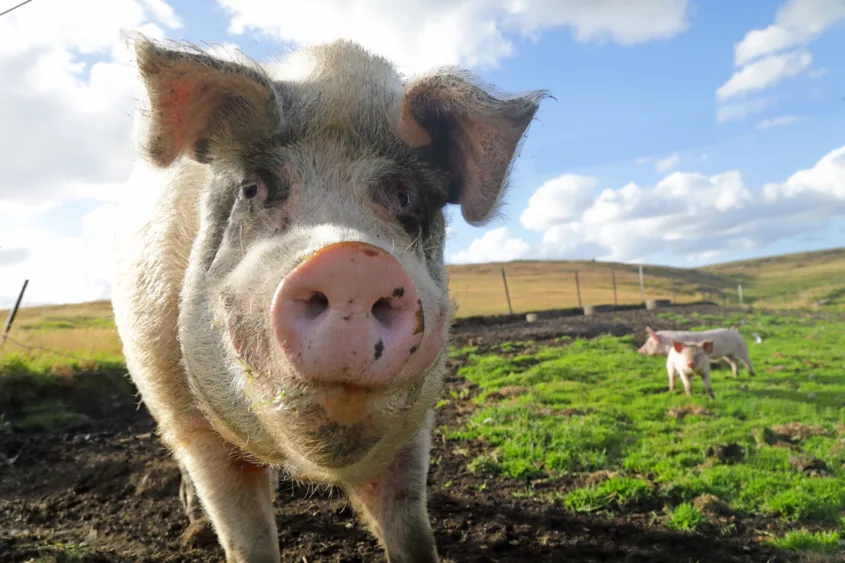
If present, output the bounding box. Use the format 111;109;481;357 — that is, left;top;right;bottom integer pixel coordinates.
444;308;845;553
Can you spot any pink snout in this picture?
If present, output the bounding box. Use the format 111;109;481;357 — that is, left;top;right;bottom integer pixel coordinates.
271;242;425;389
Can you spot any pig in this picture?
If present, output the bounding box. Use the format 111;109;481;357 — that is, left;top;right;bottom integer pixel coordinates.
666;340;716;399
638;326;756;378
110;33;547;563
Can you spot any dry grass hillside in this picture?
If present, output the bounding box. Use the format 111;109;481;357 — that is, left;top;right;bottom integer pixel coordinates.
702;246;845;295
2;247;843;364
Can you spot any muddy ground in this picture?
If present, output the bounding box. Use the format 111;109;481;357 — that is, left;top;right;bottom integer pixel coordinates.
0;304;834;562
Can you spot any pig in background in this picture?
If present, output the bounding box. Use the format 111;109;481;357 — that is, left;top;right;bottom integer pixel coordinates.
638;326;756;378
666;340;717;399
111;34;547;563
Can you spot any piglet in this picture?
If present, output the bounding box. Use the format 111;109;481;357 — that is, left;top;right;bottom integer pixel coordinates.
666;340;716;399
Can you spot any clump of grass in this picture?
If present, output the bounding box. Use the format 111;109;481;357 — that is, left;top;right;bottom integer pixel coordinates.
33;540;94;562
667;502;708;532
561;477;654;513
769;529;841;553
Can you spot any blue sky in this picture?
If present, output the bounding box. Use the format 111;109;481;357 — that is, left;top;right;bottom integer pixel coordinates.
1;0;844;305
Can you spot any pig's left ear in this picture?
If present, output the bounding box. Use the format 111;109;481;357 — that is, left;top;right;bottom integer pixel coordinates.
396;70;548;226
133;35;282;168
701;340;714;354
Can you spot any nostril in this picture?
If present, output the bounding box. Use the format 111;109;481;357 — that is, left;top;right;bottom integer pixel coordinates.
371;297;396;328
305;292;329;320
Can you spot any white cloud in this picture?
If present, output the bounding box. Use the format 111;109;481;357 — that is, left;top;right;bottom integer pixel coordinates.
216;0;692;75
756;115;800;129
519;175;598;230
451;144;845;265
717;49;812;102
141;0;183;28
449;227;531;264
734;0;845;67
716;0;844;123
655;153;680;173
0;0;180;306
717;97;777;124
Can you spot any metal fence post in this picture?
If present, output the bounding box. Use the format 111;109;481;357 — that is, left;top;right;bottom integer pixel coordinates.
2;279;29;347
575;271;582;310
500;267;513;315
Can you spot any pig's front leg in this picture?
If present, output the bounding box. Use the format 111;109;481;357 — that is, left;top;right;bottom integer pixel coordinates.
175;424;280;563
667;363;677;393
344;412;438;563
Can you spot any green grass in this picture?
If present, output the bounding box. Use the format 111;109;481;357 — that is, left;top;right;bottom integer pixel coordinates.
0;353;132;434
445;310;845;539
667;502;708;532
769;530;842;553
28;541;94;562
561;476;655;513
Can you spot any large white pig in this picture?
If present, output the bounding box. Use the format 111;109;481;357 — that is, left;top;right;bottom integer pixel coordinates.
111;35;547;563
638;326;756;377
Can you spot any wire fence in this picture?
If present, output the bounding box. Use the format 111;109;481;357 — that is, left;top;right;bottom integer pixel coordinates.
447;263;845;318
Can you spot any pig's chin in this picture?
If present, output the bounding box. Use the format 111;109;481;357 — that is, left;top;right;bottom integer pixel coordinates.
253;379;427;469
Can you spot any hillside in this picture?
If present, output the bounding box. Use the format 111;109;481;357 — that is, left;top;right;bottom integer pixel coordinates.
702;246;845;295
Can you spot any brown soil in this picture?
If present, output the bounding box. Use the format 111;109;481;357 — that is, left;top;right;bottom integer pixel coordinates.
0;304;828;562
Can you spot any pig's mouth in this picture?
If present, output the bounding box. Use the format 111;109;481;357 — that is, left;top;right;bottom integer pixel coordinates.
243;376;433;469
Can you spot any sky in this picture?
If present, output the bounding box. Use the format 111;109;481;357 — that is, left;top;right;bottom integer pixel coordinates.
1;0;844;307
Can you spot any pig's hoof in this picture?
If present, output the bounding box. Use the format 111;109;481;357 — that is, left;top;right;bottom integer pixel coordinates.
179;517;217;549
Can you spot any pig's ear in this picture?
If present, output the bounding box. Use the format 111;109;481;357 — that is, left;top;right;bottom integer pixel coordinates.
397;70;548;226
672;341;684;353
701;340;714;354
647;326;658;341
133;36;281;168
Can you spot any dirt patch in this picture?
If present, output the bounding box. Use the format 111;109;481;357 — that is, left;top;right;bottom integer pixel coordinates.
0;304;827;562
771;422;831;443
667;405;715;420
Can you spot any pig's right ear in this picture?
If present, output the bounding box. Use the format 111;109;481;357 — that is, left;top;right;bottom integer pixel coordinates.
672;341;684;353
133;37;282;168
396;70;549;226
646;326;658;341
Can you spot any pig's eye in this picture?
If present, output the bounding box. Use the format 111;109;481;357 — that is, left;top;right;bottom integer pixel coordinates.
380;177;415;214
240;175;268;201
393;190;411;209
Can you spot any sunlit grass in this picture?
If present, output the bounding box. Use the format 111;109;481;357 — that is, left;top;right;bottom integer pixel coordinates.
444;310;845;550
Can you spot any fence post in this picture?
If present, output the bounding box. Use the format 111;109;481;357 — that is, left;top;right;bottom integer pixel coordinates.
500;267;513;315
738;284;743;307
638;264;645;304
612;270;618;308
671;280;676;303
2;279;28;347
574;271;582;310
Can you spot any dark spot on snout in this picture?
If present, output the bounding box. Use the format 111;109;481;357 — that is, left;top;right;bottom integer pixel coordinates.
409;345;418;355
342;315;350;321
348;299;354;304
413;299;424;335
363;249;378;257
374;339;384;361
392;287;405;298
